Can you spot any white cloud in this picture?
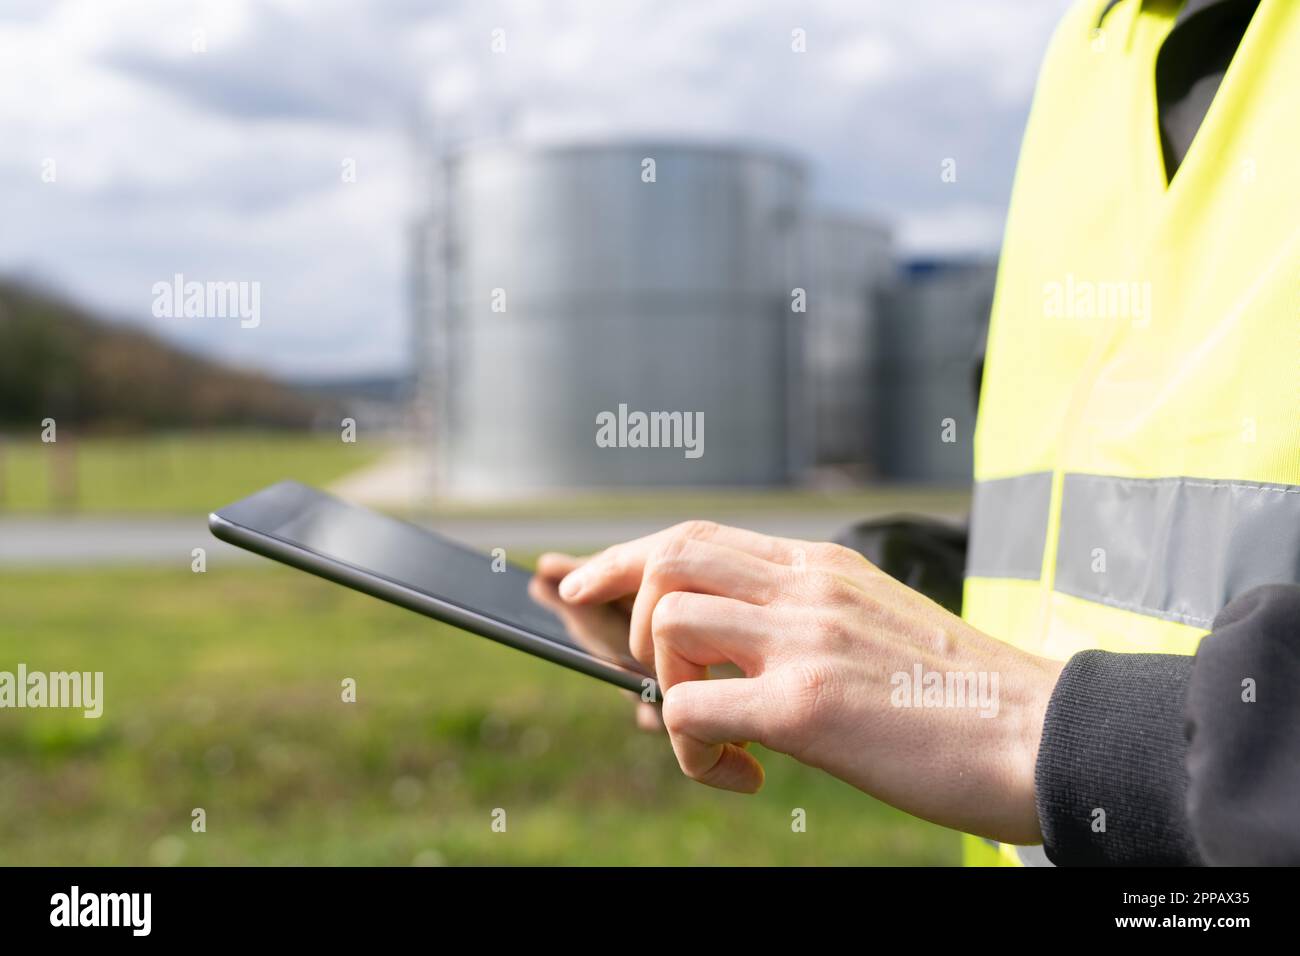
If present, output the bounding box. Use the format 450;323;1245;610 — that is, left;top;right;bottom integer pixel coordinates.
0;0;1071;377
824;33;898;87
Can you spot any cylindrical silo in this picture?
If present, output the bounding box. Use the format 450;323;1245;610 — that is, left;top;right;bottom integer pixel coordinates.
873;259;996;484
428;141;805;493
799;213;893;471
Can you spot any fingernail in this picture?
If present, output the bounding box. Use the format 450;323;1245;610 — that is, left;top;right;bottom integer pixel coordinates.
559;573;584;600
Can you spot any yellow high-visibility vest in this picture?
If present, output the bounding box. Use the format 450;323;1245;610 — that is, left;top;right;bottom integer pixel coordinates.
962;0;1300;866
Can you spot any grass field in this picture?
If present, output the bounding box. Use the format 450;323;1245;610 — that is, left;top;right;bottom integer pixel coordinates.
0;433;384;514
0;565;960;865
415;485;971;519
0;431;969;518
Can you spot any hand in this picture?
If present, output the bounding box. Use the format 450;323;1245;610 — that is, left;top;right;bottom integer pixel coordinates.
532;552;663;732
549;521;1064;845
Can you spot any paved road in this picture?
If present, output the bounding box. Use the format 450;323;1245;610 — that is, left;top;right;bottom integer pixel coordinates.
0;507;962;567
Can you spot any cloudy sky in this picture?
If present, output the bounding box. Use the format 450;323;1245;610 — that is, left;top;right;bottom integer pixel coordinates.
0;0;1072;379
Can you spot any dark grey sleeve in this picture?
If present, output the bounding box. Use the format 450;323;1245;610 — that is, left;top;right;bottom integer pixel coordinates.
1185;584;1300;865
1034;584;1300;866
1035;651;1201;865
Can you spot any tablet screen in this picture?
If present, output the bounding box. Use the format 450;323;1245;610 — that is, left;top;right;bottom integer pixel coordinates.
215;482;647;676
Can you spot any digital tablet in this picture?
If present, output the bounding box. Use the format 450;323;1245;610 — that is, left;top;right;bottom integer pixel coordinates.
209;481;656;696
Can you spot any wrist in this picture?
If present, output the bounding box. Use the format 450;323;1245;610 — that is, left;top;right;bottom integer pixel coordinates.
977;652;1064;846
1010;654;1066;843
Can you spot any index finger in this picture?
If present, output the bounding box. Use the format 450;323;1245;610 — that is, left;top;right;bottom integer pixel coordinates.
535;551;585;580
560;521;806;604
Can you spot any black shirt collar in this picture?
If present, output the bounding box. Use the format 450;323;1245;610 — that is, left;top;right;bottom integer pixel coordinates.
1096;0;1248;30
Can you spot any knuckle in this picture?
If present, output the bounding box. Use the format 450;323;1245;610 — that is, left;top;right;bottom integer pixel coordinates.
660;689;695;738
651;591;689;637
806;541;844;564
648;523;714;578
802;569;850;603
812;610;856;650
788;661;835;703
645;538;686;580
774;662;839;748
674;519;720;543
812;541;868;570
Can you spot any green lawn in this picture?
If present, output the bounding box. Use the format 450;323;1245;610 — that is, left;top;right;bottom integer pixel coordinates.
0;433;383;514
416;485;971;520
0;431;969;518
0;565;960;865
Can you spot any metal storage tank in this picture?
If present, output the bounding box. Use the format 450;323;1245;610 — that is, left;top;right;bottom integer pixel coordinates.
799;213;893;471
872;259;996;484
426;141;805;493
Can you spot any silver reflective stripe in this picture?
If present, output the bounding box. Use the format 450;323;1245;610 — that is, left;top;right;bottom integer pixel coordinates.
966;472;1053;580
1055;474;1300;628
